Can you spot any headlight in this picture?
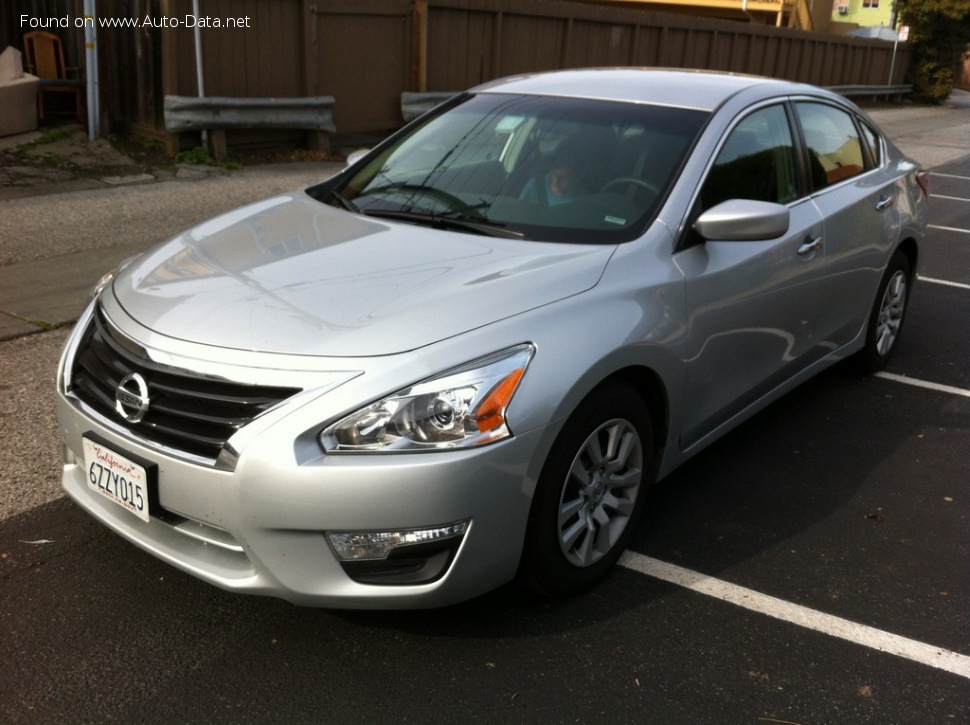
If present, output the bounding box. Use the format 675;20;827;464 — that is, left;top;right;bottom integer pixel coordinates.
90;269;116;300
89;255;138;300
319;344;534;453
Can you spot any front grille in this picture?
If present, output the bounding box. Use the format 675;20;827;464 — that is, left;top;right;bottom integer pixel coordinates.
71;309;301;461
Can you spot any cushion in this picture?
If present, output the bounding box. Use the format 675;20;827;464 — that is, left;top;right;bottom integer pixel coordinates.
0;47;25;82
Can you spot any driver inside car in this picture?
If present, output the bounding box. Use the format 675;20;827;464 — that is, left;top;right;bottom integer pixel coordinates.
520;139;592;206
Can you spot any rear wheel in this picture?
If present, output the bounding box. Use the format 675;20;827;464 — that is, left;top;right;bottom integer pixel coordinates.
520;382;654;597
854;250;912;373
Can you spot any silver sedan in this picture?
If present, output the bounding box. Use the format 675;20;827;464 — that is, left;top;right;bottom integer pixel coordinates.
56;69;928;607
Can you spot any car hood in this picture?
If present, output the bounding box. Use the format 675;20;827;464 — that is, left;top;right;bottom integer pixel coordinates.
111;193;615;357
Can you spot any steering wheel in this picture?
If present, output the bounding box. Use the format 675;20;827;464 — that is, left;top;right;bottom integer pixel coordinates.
602;177;660;197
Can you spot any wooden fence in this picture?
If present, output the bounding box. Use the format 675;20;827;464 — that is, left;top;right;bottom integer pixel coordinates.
304;0;911;133
3;0;913;150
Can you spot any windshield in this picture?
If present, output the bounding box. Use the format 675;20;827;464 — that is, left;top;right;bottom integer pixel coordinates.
318;93;709;244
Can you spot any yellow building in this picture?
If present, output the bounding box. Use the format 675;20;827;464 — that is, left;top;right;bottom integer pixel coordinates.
588;0;822;31
831;0;895;29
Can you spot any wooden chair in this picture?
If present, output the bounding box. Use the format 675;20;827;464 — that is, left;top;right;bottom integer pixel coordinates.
23;30;85;122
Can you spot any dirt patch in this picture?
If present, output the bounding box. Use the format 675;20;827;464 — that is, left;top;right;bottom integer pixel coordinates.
0;124;171;193
0;122;345;200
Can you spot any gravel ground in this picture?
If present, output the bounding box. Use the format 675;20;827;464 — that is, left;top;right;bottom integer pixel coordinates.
0;329;70;520
0;162;342;267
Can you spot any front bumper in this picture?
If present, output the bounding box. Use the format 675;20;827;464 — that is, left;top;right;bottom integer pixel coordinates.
58;392;544;608
55;307;546;609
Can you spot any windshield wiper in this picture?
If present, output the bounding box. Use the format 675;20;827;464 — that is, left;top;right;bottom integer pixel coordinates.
324;188;361;213
363;209;524;239
360;183;492;219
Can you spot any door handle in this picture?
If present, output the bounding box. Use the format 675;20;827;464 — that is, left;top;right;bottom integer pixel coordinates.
876;195;895;210
797;236;823;256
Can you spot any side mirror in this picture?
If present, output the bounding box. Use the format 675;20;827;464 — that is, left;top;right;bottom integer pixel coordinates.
345;148;370;167
693;199;790;241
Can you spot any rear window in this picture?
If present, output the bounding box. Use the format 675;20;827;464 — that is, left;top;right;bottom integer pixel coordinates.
796;102;866;190
859;121;883;168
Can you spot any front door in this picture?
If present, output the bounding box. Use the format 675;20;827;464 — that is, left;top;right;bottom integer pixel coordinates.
675;103;827;449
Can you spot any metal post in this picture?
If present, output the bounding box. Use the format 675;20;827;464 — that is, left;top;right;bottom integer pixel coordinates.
889;36;899;86
192;0;208;149
83;0;100;140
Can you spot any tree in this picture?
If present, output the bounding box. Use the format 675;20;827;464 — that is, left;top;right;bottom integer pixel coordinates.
895;0;970;102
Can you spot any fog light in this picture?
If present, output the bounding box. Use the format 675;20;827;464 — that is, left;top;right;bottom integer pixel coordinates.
327;520;469;561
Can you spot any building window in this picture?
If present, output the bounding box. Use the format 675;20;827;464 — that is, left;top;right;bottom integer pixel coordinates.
862;0;879;7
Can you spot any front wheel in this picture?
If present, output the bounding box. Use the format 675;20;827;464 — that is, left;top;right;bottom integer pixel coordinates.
519;382;654;597
854;250;912;373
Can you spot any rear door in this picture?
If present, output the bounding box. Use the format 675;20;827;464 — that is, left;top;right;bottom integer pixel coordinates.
793;100;901;348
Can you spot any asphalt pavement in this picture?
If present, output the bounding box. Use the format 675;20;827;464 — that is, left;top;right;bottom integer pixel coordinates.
1;93;968;723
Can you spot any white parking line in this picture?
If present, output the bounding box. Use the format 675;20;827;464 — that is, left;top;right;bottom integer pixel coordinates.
931;172;970;181
933;194;970;203
873;372;970;399
619;552;970;680
918;275;970;291
928;225;970;235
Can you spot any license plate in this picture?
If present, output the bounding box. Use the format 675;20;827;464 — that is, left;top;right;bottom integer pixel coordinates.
82;438;151;523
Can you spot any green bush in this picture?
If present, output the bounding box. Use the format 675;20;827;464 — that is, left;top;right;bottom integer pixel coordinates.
913;58;956;104
175;146;214;165
174;146;242;169
897;0;970;103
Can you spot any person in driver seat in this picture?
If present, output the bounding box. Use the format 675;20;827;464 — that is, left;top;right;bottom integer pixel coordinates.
520;138;592;206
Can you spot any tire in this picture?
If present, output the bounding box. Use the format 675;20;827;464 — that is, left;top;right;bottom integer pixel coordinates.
519;382;654;597
854;250;912;373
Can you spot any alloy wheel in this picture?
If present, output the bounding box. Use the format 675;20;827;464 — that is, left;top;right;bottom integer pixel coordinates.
875;270;907;357
557;418;643;567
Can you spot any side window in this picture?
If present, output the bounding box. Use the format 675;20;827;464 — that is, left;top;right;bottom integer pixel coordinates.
700;104;799;211
796;102;866;190
859;121;882;168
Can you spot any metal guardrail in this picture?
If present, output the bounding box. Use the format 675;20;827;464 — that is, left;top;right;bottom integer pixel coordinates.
163;95;336;160
827;84;914;98
164;95;336;133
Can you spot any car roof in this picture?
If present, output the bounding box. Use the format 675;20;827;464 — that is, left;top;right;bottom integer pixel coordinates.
469;68;819;112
